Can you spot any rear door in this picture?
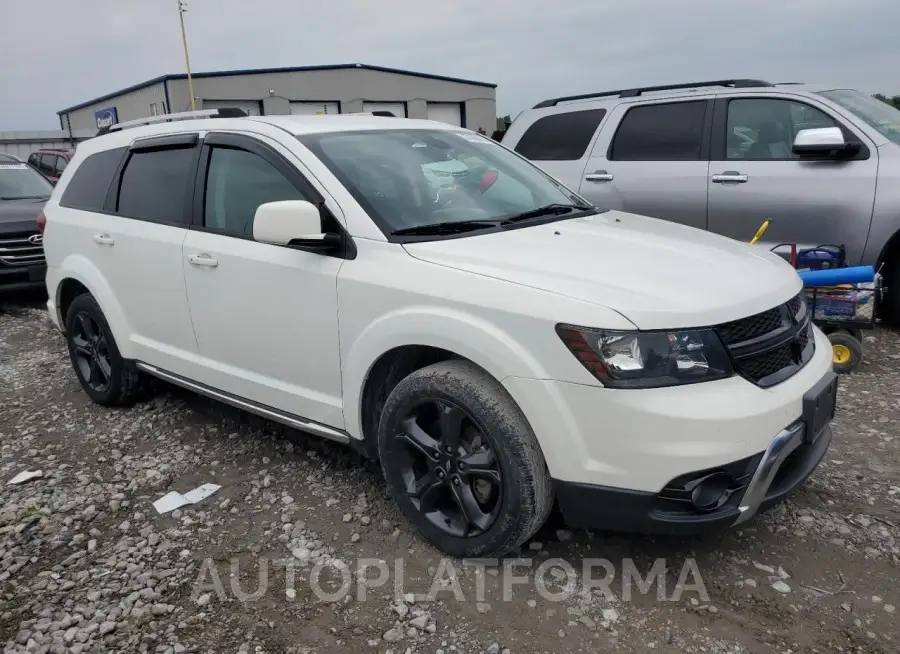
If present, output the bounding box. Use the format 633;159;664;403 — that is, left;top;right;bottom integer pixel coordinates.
508;107;608;196
579;99;713;231
707;95;878;262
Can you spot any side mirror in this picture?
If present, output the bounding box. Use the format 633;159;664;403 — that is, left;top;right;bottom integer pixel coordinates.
792;127;858;159
252;200;340;252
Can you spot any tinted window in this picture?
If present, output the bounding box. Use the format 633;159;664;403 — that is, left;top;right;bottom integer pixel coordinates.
117;148;195;224
39;155;56;174
59;147;126;211
514;109;606;160
204;147;308;234
726;98;837;160
55;156;68;172
610;101;707;161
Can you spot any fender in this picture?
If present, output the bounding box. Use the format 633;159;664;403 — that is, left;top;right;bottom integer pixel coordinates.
53;254;133;358
342;305;552;441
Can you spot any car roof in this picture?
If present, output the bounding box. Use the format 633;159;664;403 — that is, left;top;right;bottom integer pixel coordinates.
74;114;473;157
247;114;466;135
525;82;847;116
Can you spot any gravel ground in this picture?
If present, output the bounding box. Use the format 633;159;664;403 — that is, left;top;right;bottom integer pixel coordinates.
1;292;898;654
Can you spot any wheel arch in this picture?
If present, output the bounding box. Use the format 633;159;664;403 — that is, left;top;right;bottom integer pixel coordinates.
344;308;551;456
52;256;132;357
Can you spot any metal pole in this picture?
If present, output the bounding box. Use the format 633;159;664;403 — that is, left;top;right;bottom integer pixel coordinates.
177;0;196;111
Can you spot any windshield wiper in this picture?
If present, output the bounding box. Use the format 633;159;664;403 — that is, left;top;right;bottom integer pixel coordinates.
0;195;49;200
391;219;501;236
500;203;592;226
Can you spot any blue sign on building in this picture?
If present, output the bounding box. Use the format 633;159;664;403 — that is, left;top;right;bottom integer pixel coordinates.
95;107;118;129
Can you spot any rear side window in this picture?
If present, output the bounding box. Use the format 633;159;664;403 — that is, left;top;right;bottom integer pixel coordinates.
59;147;125;211
514;109;607;160
117;148;195;224
610;101;707;161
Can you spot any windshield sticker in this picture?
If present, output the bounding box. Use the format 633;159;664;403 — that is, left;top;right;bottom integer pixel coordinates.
0;164;28;170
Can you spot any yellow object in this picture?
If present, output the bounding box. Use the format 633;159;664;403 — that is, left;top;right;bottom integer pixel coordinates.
832;344;851;364
749;220;770;245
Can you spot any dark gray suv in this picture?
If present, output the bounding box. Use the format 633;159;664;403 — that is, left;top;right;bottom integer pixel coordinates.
0;153;51;291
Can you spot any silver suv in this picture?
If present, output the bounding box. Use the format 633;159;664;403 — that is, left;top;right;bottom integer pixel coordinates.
501;79;900;324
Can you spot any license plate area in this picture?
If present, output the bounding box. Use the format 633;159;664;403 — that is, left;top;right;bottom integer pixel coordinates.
803;371;838;443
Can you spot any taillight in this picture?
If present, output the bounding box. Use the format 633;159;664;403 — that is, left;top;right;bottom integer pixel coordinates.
37;211;47;234
480;170;498;193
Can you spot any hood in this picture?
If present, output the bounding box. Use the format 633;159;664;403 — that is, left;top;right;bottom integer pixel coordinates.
0;198;46;234
402;210;802;329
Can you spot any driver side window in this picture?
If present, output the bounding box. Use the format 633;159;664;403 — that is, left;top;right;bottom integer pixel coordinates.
726;98;837;161
203;147;309;235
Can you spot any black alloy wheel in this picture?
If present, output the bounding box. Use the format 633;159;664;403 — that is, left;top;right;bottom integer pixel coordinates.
64;293;142;406
70;311;112;393
396;398;503;538
377;360;554;558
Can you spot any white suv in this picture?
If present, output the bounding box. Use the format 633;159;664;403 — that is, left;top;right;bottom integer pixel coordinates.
42;109;837;557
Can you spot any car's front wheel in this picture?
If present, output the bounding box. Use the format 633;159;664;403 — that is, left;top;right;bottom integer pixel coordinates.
65;294;142;406
377;360;553;557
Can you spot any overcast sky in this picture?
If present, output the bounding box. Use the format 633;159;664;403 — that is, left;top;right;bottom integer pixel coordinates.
1;0;898;129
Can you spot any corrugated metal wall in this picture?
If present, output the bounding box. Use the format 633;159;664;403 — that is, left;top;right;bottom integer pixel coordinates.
0;130;95;159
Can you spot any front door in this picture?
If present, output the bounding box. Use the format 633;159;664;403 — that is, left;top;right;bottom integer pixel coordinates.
579;99;712;231
181;132;345;427
707;95;879;263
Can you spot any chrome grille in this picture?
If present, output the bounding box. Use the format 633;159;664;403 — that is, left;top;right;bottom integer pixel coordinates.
715;292;814;388
0;232;45;267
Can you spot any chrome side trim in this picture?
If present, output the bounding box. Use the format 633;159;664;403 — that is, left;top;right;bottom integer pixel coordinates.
135;362;351;445
733;420;805;524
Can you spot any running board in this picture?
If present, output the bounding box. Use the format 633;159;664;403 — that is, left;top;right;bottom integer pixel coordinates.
135;362;351;445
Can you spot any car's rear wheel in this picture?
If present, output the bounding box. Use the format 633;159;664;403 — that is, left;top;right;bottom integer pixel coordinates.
377;360;553;557
65;294;142;406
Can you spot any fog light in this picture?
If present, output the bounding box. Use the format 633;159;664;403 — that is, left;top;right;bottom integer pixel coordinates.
689;473;733;512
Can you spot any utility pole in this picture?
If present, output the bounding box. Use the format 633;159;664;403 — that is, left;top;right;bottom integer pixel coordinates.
177;0;196;111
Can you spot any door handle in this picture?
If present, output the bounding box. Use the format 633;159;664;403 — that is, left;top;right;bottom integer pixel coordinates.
92;233;114;245
584;170;614;183
188;253;218;268
711;171;748;183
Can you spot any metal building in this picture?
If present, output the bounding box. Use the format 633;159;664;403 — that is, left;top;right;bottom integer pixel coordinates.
57;63;497;134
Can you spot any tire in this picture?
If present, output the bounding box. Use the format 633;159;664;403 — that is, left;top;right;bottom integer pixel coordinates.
828;330;863;374
377;360;554;558
64;294;142;405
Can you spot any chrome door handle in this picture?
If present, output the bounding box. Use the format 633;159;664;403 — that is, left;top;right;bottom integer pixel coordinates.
92;233;115;245
711;172;748;183
188;253;218;268
584;170;614;182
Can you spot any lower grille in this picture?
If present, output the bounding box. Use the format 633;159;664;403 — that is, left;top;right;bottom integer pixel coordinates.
715;292;814;387
0;232;45;267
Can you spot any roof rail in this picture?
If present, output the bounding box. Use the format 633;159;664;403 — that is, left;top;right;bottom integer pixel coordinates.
533;79;774;109
344;111;398;117
96;107;248;136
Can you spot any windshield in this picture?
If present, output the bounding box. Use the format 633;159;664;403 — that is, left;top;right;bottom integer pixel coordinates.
0;162;53;200
298;129;591;236
819;89;900;145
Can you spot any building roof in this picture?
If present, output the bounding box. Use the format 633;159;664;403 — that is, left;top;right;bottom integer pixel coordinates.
57;63;497;115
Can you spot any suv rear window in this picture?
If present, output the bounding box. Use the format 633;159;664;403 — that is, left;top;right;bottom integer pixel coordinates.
116;148;195;224
610;101;707;161
59;148;125;211
514;109;606;160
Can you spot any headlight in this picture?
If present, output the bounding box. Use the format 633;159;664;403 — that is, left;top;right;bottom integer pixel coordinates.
556;324;734;388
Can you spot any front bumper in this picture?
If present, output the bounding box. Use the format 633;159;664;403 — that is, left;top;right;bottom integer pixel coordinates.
554;421;832;534
0;263;46;292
